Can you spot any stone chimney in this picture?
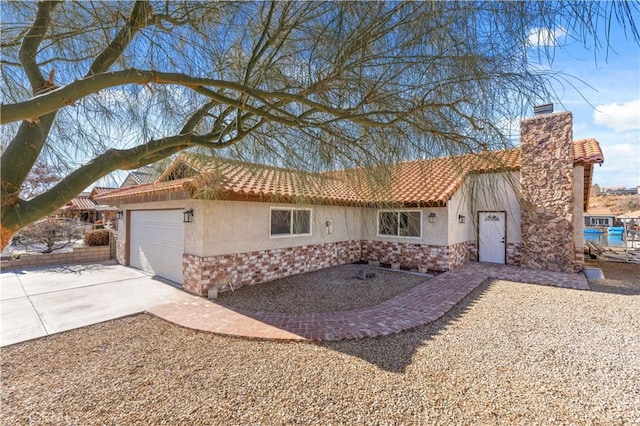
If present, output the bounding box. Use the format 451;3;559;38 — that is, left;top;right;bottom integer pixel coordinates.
519;110;575;273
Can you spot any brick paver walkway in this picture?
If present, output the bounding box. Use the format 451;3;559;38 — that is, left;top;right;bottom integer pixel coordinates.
147;262;589;342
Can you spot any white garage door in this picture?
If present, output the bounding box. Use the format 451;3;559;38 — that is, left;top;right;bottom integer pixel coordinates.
130;210;185;284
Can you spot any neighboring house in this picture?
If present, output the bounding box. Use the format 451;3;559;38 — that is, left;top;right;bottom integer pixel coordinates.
618;210;640;229
89;187;119;226
61;192;97;222
60;187;118;226
96;111;604;296
120;165;163;188
584;207;616;228
600;186;638;196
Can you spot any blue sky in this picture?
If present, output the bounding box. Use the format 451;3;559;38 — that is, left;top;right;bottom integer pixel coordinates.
529;23;640;189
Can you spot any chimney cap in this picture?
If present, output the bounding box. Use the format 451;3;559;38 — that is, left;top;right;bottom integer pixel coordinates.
533;103;554;115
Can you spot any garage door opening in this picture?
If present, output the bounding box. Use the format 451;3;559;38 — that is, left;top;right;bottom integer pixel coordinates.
130;210;185;285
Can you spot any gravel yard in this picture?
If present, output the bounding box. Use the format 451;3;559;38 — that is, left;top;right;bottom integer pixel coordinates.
216;264;428;313
2;262;639;425
586;258;640;295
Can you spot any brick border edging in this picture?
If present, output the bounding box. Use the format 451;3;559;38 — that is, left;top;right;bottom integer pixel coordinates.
146;262;590;342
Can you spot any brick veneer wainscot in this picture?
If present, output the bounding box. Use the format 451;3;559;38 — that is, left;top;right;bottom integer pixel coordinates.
183;241;362;296
184;239;480;296
116;240;127;265
506;243;521;266
361;239;477;272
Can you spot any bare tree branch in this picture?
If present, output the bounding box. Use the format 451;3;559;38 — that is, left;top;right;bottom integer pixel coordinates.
1;0;638;240
86;1;152;77
18;1;60;92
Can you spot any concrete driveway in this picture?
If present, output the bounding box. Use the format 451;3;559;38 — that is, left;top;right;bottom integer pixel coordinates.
1;262;196;347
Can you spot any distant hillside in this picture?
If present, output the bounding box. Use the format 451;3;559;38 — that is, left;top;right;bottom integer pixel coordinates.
589;194;640;215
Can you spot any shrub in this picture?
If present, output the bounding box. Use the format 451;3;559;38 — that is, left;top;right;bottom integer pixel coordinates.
84;229;110;246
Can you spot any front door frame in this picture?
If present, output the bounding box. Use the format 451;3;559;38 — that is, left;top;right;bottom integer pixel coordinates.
477;210;507;264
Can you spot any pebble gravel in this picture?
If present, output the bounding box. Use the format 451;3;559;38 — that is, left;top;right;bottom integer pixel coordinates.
1;260;639;425
215;264;428;313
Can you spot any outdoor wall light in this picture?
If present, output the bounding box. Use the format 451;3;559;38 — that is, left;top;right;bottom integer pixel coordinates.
116;210;123;220
428;213;436;223
458;215;465;224
183;208;194;223
325;219;333;235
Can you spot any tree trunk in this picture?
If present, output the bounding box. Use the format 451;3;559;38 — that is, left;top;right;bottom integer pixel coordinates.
1;226;14;252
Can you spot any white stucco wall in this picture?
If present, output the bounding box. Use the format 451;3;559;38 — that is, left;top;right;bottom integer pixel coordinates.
189;200;363;257
573;166;585;251
448;172;522;245
359;207;448;246
113;171;523;259
446;186;474;245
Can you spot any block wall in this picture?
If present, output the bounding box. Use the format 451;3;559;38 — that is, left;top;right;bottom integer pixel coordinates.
0;246;112;270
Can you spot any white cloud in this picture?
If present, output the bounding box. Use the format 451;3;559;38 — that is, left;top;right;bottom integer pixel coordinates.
593;99;640;132
590;141;640;188
527;26;567;47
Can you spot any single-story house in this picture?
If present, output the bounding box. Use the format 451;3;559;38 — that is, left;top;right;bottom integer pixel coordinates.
61;192;97;223
618;210;640;228
96;111;604;296
619;210;640;220
59;187;118;227
120;165;163;188
584;206;616;228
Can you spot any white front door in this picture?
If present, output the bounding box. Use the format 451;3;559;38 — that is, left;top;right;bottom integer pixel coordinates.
130;210;185;284
478;212;506;264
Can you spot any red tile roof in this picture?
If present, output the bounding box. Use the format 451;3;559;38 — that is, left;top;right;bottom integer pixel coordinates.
90;187;117;195
181;157;362;203
94;178;194;202
96;140;603;206
123;166;163;186
333;149;521;205
88;187;118;200
64;197;97;211
573;138;604;164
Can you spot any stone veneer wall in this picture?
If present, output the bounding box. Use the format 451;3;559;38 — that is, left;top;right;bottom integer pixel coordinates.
183;241;361;296
519;111;576;274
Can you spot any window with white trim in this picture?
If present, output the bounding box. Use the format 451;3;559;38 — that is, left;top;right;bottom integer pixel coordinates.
378;210;421;237
270;208;311;236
